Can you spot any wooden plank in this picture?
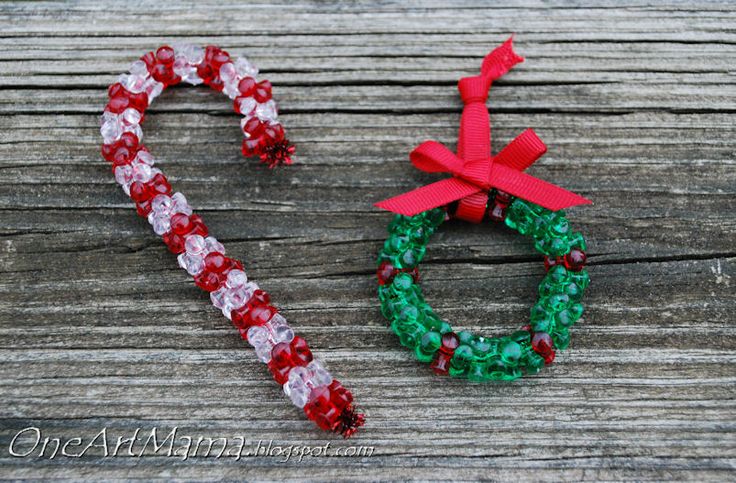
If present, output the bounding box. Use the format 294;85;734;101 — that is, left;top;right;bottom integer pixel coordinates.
0;0;734;480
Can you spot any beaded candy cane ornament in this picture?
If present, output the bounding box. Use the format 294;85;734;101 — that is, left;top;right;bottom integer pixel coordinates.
100;44;364;436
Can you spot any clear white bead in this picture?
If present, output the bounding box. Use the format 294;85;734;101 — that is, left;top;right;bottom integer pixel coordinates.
283;366;311;408
118;73;148;94
204;236;225;255
234;56;258;78
247;325;274;363
121;108;141;127
210;286;227;309
306;360;333;387
135;150;155;166
129;60;150;78
100;115;122;144
150;194;172;214
175;62;203;85
268;314;294;344
225;269;247;288
177;252;204;275
174;43;204;65
143;78;164;102
150;214;171;236
237;97;256;116
170;192;192;216
219;62;238;84
222;283;257;319
184;234;206;255
255;100;278;122
113;164;133;187
122;123;143;142
131;163;153;183
223;82;240;100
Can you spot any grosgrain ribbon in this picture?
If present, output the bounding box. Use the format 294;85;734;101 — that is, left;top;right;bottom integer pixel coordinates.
375;37;592;223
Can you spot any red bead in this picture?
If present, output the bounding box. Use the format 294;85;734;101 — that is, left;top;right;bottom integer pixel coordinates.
135;199;152;217
237;77;256;96
249;304;277;326
204;252;227;273
532;332;555;364
147;173;171;197
155;46;175;64
304;386;341;431
430;353;452;375
194;270;222;292
564;248;587;272
263;123;285;143
129;181;149;203
242;138;265;157
328;380;352;411
140;51;156;71
544;256;562;271
169;213;192;235
242;117;265;137
377;262;397;285
162;232;185;254
440;332;460;354
253;80;272;103
488;203;506;223
251;289;271;306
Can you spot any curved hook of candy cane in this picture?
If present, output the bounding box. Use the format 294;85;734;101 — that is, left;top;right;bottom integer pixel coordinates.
99;44;364;437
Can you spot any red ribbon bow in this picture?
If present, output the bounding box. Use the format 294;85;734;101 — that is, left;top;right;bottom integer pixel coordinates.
375;37;591;223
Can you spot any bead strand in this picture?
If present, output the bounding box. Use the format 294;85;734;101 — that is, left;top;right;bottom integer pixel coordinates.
101;44;363;436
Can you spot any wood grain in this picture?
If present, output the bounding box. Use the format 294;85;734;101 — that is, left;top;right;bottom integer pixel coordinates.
0;0;734;480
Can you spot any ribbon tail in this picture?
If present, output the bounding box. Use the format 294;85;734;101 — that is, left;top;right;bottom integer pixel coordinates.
490;164;592;211
375;178;480;216
494;128;547;172
481;36;525;81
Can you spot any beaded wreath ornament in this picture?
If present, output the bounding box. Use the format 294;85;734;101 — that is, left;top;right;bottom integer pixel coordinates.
375;38;592;381
100;44;363;436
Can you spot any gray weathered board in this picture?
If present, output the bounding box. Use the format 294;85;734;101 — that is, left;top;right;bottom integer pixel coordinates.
0;0;734;481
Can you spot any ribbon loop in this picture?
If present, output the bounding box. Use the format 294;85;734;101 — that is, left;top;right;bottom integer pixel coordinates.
375;37;592;222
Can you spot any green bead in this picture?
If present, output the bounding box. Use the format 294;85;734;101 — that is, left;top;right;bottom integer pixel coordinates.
467;361;488;382
538;279;557;298
530;303;549;323
511;330;531;344
546;293;571;312
532;316;553;333
392;272;414;291
500;340;522;366
555;308;575;328
569;270;590;290
525;352;545;375
457;331;475;345
486;357;506;380
391;320;427;349
450;345;474;369
426;208;446;227
549;217;570;237
569;303;584;321
565;282;583;301
569;231;586;251
470;337;494;360
547;265;569;285
552;328;571;350
420;331;442;352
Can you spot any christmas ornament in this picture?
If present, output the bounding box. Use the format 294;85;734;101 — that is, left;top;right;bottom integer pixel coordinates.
100;44;363;436
375;38;591;381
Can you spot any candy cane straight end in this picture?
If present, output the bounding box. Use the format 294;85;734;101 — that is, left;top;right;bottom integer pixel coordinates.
101;43;362;436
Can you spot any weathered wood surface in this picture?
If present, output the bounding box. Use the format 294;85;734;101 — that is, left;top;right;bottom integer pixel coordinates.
0;0;735;480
